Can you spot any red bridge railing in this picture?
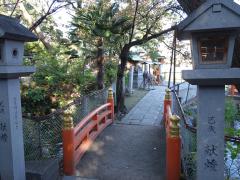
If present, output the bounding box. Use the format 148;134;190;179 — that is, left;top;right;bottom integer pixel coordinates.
62;88;114;175
163;89;181;180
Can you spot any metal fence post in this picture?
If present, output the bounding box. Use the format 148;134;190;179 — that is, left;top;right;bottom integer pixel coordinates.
166;115;181;180
62;114;75;175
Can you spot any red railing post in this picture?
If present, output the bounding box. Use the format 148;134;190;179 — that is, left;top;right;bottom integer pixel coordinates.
164;89;172;126
62;114;75;175
166;115;181;180
92;114;99;130
107;88;114;121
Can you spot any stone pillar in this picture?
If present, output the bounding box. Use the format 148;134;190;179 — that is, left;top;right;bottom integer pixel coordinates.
197;86;225;180
0;67;35;180
182;69;239;180
128;66;134;93
0;79;26;180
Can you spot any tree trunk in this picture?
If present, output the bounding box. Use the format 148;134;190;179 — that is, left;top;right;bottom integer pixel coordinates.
116;45;130;113
96;37;104;90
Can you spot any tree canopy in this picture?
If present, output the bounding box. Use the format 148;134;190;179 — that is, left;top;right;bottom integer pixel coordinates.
0;0;187;115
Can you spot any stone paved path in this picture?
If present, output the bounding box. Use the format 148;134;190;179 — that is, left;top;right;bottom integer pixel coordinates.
119;86;166;126
69;85;167;180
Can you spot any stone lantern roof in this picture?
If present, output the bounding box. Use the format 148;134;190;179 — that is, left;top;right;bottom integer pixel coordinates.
0;14;37;42
177;0;240;40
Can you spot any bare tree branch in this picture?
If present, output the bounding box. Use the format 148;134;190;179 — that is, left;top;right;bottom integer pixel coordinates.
138;5;180;43
129;0;139;43
10;0;20;17
29;0;74;31
130;25;176;47
19;3;52;49
161;40;188;58
137;1;160;19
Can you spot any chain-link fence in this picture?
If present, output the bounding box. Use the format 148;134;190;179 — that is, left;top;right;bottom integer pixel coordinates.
172;82;197;104
23;88;108;161
172;90;197;180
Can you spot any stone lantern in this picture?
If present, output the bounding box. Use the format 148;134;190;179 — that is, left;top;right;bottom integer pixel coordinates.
177;1;240;180
0;15;37;180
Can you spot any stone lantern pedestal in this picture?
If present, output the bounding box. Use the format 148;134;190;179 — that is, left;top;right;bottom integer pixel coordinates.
0;15;37;180
177;1;240;179
183;68;240;180
0;67;35;180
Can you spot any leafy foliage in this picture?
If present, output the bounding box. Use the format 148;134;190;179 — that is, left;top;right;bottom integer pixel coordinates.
225;99;240;136
104;60;118;86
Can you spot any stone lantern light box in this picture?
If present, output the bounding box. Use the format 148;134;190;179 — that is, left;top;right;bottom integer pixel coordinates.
0;15;37;62
178;0;240;85
0;15;37;77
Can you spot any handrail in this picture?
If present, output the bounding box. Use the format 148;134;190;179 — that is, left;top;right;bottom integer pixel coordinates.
74;103;111;132
62;88;114;175
172;89;240;143
172;90;196;133
164;89;181;180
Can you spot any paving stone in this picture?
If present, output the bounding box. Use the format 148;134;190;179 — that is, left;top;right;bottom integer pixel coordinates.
76;124;166;180
121;86;166;126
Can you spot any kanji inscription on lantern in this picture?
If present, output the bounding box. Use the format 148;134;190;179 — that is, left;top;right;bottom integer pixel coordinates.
208;116;216;134
0;101;4;114
0;121;7;143
204;144;218;171
13;97;18;129
0;122;6;132
204;159;218;171
205;144;218;156
0;100;7;143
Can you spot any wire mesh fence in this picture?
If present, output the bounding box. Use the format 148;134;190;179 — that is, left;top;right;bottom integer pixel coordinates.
23;88;108;161
172;90;197;180
173;82;197;104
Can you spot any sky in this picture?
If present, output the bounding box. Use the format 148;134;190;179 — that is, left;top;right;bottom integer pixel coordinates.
53;9;72;37
52;0;240;35
235;0;240;4
51;0;240;71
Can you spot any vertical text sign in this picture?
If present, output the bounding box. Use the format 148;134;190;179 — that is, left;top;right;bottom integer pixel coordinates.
197;86;225;180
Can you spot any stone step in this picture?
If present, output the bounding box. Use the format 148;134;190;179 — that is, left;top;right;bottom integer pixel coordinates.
26;159;59;180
